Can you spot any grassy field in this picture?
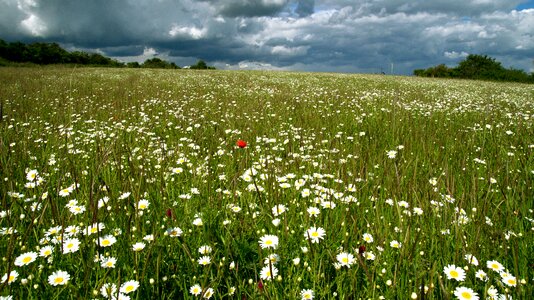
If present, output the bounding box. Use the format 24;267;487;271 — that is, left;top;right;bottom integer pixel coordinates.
0;67;532;299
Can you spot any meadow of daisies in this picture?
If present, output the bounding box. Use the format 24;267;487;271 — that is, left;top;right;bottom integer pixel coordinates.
0;67;532;299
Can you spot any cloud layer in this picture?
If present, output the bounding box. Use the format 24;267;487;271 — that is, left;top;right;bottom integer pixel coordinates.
1;0;533;73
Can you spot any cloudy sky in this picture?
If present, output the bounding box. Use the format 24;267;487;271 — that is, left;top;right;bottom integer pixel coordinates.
1;0;533;74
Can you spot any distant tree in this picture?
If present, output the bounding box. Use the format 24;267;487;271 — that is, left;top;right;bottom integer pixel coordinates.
414;54;533;83
455;54;503;79
142;57;179;69
189;59;215;70
127;61;141;68
69;51;91;64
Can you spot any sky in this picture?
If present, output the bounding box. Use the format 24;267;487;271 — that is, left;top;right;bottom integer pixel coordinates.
1;0;533;74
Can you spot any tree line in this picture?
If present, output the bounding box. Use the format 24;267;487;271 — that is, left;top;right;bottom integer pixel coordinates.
413;54;533;83
0;39;214;69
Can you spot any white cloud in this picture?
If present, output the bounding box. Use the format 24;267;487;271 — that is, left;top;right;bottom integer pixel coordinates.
143;47;157;56
444;51;469;59
21;13;46;36
271;45;309;56
169;24;207;39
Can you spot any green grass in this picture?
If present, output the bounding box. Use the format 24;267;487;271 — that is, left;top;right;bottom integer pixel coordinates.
0;67;532;299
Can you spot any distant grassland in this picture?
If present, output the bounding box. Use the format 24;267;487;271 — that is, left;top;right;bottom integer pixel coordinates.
0;67;532;299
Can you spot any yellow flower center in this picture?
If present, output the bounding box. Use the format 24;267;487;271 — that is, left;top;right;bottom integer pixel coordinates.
125;285;134;292
461;291;472;299
342;257;348;263
55;277;64;284
311;232;319;237
8;275;15;282
102;240;110;246
22;256;32;263
450;270;458;278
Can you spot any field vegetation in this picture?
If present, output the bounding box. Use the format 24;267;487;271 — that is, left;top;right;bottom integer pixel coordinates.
0;67;532;299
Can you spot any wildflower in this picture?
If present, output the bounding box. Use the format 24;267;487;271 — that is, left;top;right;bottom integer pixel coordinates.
305;227;326;243
171;167;183;174
26;169;39;182
198;245;212;254
363;233;374;243
64;225;80;236
364;251;376;261
263;253;280;265
272;204;287;216
120;280;139;294
307;206;320;217
14;252;38;266
84;223;105;235
336;252;355;268
413;207;424;215
387;150;397;159
97;235;117;247
100;283;117;298
398;201;409;208
487;286;498;299
58;186;72;197
48;270;70;286
465;254;479;266
301;289;314;299
259;234;279;249
236;139;247;148
100;257;117;268
390;240;402;249
260;265;278;281
62;238;81;254
320;200;336;209
132;242;145;252
137;199;150;210
272;218;281;226
198;256;211;266
487;260;504;272
193;218;203;226
69;205;86;215
190;284;202;296
203;287;214;299
118;192;131;200
501;274;517;287
453;286;478;300
1;270;18;285
475;269;488;281
444;265;466;281
39;246;54;257
166;227;183;237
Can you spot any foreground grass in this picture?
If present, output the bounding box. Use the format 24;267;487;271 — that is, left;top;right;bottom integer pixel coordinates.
0;67;532;299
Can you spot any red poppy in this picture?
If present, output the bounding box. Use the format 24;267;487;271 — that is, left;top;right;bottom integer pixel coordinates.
166;208;174;220
236;139;247;148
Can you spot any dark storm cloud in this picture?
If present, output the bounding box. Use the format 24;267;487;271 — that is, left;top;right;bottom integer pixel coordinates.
296;0;315;17
218;0;289;17
1;0;533;73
